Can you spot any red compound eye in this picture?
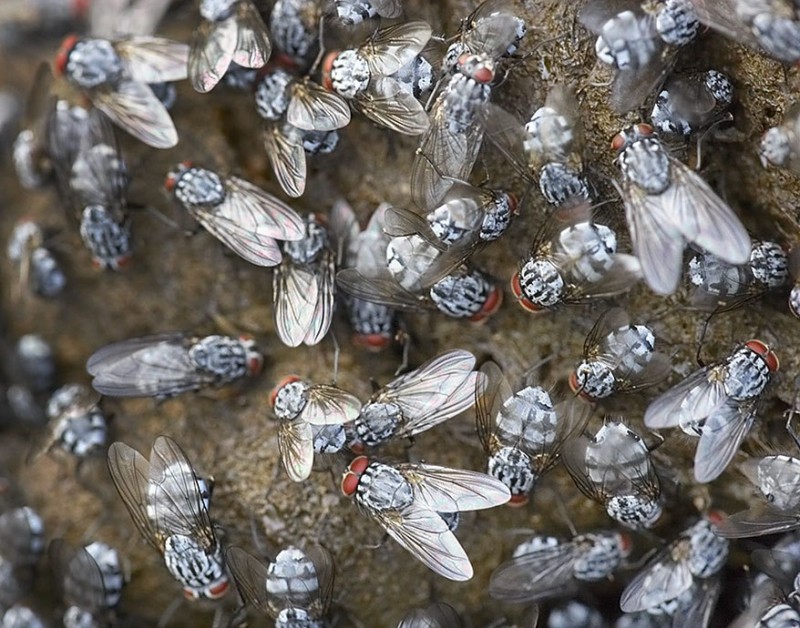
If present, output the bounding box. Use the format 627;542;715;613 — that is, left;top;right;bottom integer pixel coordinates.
164;173;177;192
269;375;301;407
206;579;230;599
508;494;529;507
636;123;654;136
352;333;392;352
610;133;626;152
745;339;780;372
506;193;520;216
618;532;634;557
706;510;726;526
510;272;543;313
321;51;340;91
182;587;199;601
568;371;596;403
248;354;264;376
341;456;370;496
55;34;79;76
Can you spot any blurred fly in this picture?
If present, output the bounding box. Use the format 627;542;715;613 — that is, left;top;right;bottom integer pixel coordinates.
7;219;66;299
106;435;229;600
12;63;56;191
650;70;734;138
475;361;591;507
334;0;402;25
789;245;800;318
86;333;263;399
340;455;510;580
398;603;463;628
189;0;271;93
645;339;779;483
760;103;800;173
269;0;321;70
611;123;751;295
269;375;362;481
322;20;432;135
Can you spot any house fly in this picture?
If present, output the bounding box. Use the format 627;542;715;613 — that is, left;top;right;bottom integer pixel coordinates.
86;332;263;399
270;375;362;481
760;103;800;173
475;361;591;506
7;219;66;299
612;123;751;295
341;455;510;580
580;0;700;113
189;0;271;93
54;33;188;148
570;308;671;402
226;544;333;624
269;0;321;71
349;349;480;451
334;0;402;25
650;70;734;138
12;63;56;191
106;436;228;600
165;161;305;267
322;20;432;135
563;420;663;529
489;529;632;603
619;513;729;612
511;204;641;313
644;339;778;483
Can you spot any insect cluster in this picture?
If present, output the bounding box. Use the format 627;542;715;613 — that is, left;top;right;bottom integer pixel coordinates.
1;0;800;626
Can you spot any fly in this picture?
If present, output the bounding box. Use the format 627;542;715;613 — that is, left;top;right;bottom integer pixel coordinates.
650;70;735;138
760;102;800;173
7;219;66;299
334;0;402;25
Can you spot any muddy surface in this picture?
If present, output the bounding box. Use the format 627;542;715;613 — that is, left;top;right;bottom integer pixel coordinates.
1;0;800;626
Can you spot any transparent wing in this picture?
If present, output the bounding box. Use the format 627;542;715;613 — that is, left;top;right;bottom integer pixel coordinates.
87;333;212;397
306;545;335;618
190;205;283;267
107;441;162;551
189;18;237;93
90;0;172;37
262;122;307;198
375;503;473;581
474;360;513;454
398;463;510;511
739;456;800;511
461;0;524;58
278;418;315;482
0;508;42;565
481;103;532;179
287;79;351;132
225;546;273;617
578;0;646;36
91;79;177;149
714;505;800;538
302;252;336;346
687;0;758;45
675;577;721;628
644;366;724;429
561;435;608;503
232;0;272;68
582;306;631;356
398;603;463;628
354;76;429;135
224;176;305;241
147;436;216;549
336;268;432;311
303;385;362;426
489;541;580;603
693;399;756;483
619;543;693;612
116;36;190;83
52;540;108;612
273;262;319;347
610;43;673;114
360;20;433;76
567;254;642;301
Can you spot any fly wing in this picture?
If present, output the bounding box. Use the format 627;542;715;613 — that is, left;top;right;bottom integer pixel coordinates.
232;0;272;68
336;268;430;311
578;0;645;33
569;253;642;300
619;544;693;612
398;463;511;511
87;333;211;397
375;503;473;581
302;385;362;425
481;103;531;179
278;417;315;481
354;76;429;135
116;36;190;83
714;505;800;538
561;435;605;503
740;456;800;511
462;0;525;60
225;547;273;617
489;541;580;603
687;0;758;44
107;441;162;551
189;18;238;93
90;0;172;37
191;205;283;267
287;79;351;132
667;158;751;265
223;176;305;241
263;122;307;198
273;262;319;347
583;306;631;357
91;79;177;149
474;360;513;454
302;251;336;346
0;509;42;565
610;42;673;114
398;603;462;628
361;21;433;76
676;577;721;628
644;366;723;429
53;541;108;612
147;436;216;549
306;545;335;617
693;399;756;483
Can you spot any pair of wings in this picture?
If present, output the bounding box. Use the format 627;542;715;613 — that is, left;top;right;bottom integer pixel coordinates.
50;539;120;615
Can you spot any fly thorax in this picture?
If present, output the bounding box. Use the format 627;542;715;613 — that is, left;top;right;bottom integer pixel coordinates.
63;607;98;628
329;50;370;99
276;608;323;628
57;410;107;457
83;541;124;608
688;251;747;297
566;223;617;283
163;534;226;596
273;380;310;420
429;270;492;318
760;127;792;167
13;130;48;189
655;0;699;46
752;14;800;62
443;42;468;74
392;56;433;98
651;89;691;136
538;162;589;205
255;70;293;121
480;195;513;241
312;423;347;454
497;386;557;448
723;347;771;400
606;324;655;373
335;0;376;25
620;137;671;193
354;402;402;447
271;1;317;65
71;143;129;205
174;167;226;208
751;241;789;289
427;205;470;245
687;519;729;577
443;74;490;135
573;533;621;581
760;604;800;627
705;70;734;106
524;106;573;162
189;335;247;380
302;129;339;155
759;456;800;510
267;547;320;608
606;495;662;529
283;217;328;264
356;462;413;512
30;248;66;297
347;297;395;336
595;12;657;70
517;259;564;307
487;446;535;497
439;511;461;532
200;0;237;22
65;39;124;89
574;360;616;399
80;206;132;269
